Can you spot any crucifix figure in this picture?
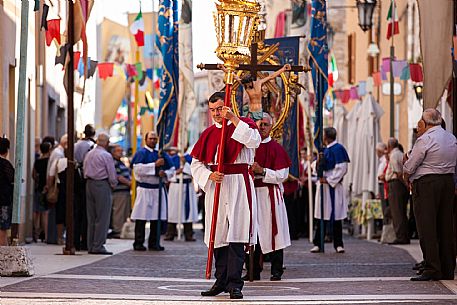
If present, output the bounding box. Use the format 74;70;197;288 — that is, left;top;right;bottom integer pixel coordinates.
198;40;308;120
217;63;291;120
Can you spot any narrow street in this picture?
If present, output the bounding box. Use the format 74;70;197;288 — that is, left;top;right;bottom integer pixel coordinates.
1;230;457;304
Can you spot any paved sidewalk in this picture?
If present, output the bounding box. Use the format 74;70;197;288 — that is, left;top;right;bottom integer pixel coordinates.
1;231;457;305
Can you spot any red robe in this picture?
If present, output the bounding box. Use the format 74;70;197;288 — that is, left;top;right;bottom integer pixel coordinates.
191;117;258;164
255;140;291;171
254;138;291;252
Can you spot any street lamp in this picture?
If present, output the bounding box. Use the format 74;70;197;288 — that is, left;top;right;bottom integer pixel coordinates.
356;0;377;32
414;84;423;105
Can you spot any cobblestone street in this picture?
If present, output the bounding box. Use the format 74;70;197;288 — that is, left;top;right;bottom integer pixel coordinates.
1;230;457;304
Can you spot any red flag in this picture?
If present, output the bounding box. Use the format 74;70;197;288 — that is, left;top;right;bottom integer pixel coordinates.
409;63;424;82
328;73;334;88
386;1;400;40
97;62;114;80
127;64;138;77
341;89;350;104
134;30;145;47
45;19;61;46
373;72;382;86
74;51;81;70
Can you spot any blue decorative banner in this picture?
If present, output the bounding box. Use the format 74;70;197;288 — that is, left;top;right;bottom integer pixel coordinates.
156;0;179;148
308;0;328;153
264;36;301;178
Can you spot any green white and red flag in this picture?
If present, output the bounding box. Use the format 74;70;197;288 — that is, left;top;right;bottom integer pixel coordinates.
130;11;145;47
386;1;399;40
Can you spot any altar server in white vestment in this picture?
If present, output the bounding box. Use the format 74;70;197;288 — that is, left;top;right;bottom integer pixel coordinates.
245;113;291;281
165;149;198;241
191;91;261;299
311;127;350;254
131;132;175;251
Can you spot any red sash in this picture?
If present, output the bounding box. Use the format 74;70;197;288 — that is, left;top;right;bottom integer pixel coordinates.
254;179;279;251
210;164;253;240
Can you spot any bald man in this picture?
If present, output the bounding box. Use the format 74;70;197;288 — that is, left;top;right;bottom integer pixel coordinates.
84;133;118;255
245;113;291;281
404;109;457;281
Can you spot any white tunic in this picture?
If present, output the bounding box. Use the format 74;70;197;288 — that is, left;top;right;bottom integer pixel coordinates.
314;142;349;221
167;162;199;223
191;120;261;248
131;158;175;221
255;141;291;253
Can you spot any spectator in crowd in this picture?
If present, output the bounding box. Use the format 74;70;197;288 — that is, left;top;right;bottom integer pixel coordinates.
376;142;389;223
34;138;41;160
32;142;52;242
0;137;14;246
84;133;118;255
75;124;96;163
46;134;68;245
404;109;457;281
310;127;350;254
385;138;410;245
110;144;131;239
42;136;55;147
73;124;96;251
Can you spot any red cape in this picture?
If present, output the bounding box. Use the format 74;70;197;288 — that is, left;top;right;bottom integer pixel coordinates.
191;117;258;164
255;138;291;170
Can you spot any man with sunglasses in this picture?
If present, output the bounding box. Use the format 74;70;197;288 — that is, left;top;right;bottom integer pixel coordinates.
404;109;457;281
191;91;261;299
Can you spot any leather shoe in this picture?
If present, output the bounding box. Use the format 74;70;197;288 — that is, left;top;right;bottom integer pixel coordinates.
242;274;260;281
229;288;243;299
133;245;147;251
149;245;165;251
201;284;225;296
410;274;439;281
270;274;281;281
88;250;113;255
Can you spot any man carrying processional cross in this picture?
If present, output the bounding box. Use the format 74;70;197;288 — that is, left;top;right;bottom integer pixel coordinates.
191;91;261;300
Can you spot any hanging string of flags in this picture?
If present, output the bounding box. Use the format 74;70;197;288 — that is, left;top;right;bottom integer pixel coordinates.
329;55;424;106
36;0;157;102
